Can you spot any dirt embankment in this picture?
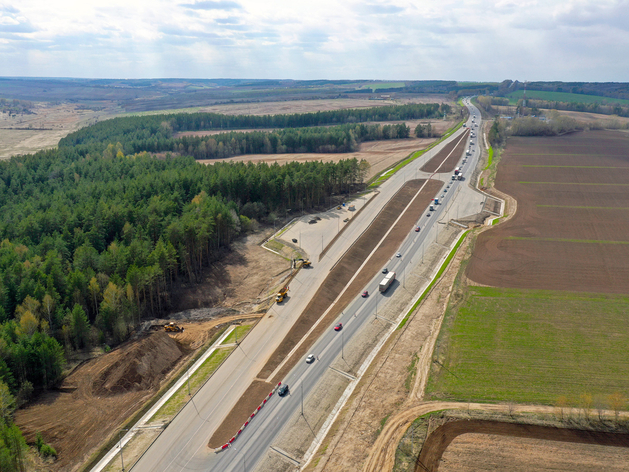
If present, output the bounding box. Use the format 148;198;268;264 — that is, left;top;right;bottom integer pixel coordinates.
418;419;629;472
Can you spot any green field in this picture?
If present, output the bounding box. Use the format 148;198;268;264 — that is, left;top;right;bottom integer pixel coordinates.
507;90;629;106
427;286;629;407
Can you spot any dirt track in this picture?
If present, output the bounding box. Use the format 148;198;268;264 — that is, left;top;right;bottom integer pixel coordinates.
466;130;629;293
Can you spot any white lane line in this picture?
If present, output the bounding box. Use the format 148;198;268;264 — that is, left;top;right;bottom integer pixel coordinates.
264;129;468;382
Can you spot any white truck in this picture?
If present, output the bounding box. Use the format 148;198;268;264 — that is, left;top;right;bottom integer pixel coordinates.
379;271;396;292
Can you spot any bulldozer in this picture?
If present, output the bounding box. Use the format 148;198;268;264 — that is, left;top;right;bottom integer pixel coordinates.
164;322;184;333
296;258;311;268
276;286;289;303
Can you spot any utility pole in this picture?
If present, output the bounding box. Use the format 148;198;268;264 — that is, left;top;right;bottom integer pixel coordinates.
187;368;191;396
301;383;304;416
341;331;345;360
118;429;129;471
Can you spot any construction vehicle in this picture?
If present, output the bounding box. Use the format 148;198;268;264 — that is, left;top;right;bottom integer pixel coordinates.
276;286;289;303
164;322;184;333
301;259;311;268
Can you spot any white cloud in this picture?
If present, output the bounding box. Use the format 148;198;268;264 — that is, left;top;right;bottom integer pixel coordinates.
0;0;627;80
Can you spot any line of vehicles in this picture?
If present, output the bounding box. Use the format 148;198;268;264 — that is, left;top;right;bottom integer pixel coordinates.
278;108;475;408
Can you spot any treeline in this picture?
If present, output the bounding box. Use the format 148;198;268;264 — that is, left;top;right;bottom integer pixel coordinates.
520;99;629;118
59;103;446;156
0;98;34;116
487;112;583;147
153;123;410;160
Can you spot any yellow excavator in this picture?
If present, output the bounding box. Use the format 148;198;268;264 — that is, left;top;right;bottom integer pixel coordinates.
164;322;184;333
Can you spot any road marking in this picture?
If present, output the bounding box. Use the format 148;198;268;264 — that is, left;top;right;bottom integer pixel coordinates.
328;366;357;380
269;446;301;466
264;130;468;383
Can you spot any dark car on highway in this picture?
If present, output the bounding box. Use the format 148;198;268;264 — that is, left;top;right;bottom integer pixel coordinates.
278;384;289;396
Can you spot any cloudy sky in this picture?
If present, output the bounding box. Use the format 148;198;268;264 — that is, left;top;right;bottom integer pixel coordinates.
0;0;627;81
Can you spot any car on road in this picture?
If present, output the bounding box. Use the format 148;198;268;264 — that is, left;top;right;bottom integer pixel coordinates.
337;206;342;210
306;354;315;364
396;252;401;258
362;290;369;297
382;268;388;274
444;188;448;192
334;323;343;331
415;226;420;232
292;238;298;243
426;213;431;217
440;194;444;199
278;384;289;396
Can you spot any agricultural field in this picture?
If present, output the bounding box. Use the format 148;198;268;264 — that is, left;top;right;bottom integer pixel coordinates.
508;90;629;105
427;286;629;405
467;131;629;293
428;130;629;409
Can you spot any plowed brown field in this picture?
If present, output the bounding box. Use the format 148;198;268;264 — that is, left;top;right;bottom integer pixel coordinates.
467;130;629;293
418;419;629;472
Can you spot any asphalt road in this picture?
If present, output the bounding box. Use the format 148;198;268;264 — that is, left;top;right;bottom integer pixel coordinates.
128;100;482;472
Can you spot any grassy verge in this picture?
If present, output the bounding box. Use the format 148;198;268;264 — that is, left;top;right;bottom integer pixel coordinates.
151;347;233;421
484;146;493;170
427;286;629;407
220;324;253;345
368;120;465;188
397;230;469;329
265;239;284;252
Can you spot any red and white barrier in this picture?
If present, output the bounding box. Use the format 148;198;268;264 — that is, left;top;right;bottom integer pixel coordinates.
214;382;282;452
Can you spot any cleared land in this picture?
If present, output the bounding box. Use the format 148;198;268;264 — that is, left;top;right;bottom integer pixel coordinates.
440;431;629;472
421;419;629;472
133;96;452;118
208;178;443;447
0;102;117;158
467;131;629;293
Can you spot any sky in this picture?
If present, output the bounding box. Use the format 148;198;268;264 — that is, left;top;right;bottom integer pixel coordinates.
0;0;627;81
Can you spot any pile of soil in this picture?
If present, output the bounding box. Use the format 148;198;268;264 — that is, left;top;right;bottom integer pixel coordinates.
15;331;186;471
91;331;185;395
